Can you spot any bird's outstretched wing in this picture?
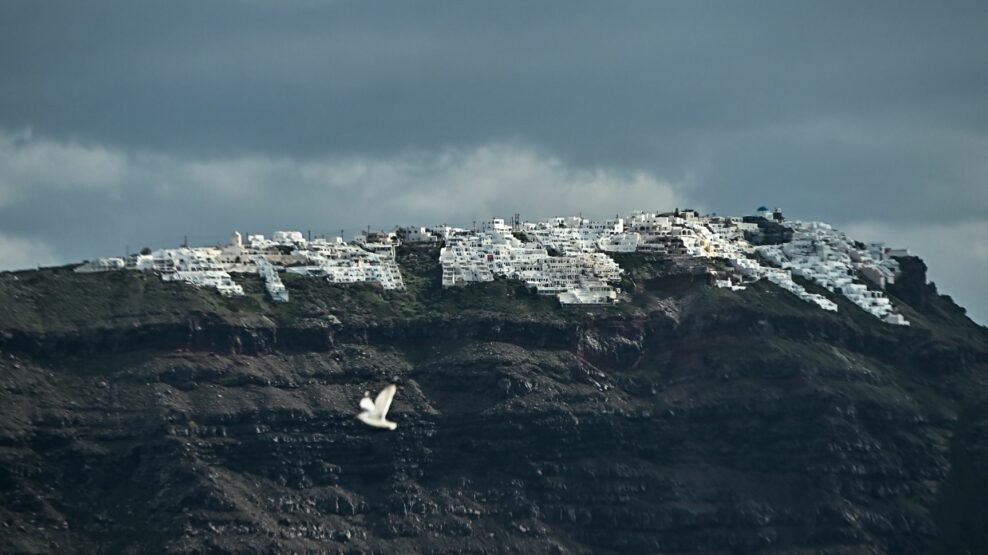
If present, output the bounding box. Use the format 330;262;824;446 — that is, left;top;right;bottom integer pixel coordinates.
359;396;375;412
373;384;397;418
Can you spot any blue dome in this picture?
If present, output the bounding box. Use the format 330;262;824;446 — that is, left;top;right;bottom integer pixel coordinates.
756;206;769;212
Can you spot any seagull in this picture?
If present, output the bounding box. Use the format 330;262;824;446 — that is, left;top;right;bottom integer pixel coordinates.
357;384;398;430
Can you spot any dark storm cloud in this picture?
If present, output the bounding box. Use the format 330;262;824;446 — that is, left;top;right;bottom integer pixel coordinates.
0;1;985;320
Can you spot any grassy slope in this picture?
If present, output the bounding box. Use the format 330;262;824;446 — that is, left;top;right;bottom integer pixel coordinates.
1;247;983;355
0;246;628;333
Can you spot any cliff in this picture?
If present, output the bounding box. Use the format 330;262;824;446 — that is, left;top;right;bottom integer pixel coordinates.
1;246;986;554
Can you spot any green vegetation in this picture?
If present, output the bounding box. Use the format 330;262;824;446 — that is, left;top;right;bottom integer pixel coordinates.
2;247;983;356
0;265;264;332
0;251;772;333
0;246;584;332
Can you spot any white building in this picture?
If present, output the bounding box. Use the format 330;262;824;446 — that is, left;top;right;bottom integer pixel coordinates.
256;258;289;302
141;247;245;297
75;257;126;273
439;224;623;304
272;230;306;244
399;226;439;243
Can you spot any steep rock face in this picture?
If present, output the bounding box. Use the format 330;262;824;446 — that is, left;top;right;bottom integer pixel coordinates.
0;250;986;554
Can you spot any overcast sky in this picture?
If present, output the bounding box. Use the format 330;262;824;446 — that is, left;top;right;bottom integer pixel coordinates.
0;1;985;322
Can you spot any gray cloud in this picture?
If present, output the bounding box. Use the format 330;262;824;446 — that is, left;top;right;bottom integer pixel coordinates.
0;129;686;262
0;130;127;206
0;233;57;271
0;1;984;320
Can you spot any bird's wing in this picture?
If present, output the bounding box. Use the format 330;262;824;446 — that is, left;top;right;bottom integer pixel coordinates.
359;396;375;412
373;384;397;418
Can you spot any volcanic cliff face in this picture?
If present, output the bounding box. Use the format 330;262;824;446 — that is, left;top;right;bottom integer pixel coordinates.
1;247;987;554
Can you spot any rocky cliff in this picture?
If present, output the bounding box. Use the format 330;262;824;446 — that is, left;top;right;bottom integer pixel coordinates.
1;246;986;554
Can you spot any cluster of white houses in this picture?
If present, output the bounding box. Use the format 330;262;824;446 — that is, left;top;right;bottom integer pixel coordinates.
72;207;911;325
438;218;624;304
756;222;909;325
75;229;405;302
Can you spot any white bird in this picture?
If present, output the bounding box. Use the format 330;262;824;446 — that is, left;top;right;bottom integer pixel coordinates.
357;384;398;430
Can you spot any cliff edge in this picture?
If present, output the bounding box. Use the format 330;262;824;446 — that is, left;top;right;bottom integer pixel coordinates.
1;246;986;554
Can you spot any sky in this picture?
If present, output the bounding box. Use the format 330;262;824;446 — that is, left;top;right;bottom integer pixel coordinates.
0;1;985;322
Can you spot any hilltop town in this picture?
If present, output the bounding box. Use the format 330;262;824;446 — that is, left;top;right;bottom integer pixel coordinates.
73;207;911;326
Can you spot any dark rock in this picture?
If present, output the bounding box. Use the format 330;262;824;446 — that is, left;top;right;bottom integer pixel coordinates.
0;248;985;553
